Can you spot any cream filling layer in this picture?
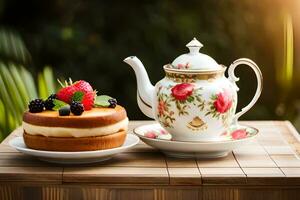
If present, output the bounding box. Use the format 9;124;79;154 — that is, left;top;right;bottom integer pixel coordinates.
22;118;128;138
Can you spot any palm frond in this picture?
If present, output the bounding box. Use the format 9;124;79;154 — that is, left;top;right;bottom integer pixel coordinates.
38;71;49;99
0;64;56;141
0;28;57;141
9;64;30;103
0;63;25;115
20;66;38;100
0;29;31;64
43;66;56;93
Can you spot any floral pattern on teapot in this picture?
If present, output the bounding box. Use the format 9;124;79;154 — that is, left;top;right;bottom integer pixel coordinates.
205;89;235;123
154;76;237;140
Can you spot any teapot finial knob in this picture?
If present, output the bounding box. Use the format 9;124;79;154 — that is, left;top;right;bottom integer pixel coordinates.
186;38;203;55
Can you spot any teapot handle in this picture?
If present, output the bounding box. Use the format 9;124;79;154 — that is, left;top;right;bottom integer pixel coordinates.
228;58;263;125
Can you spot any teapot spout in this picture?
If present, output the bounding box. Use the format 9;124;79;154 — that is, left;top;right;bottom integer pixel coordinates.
123;56;155;119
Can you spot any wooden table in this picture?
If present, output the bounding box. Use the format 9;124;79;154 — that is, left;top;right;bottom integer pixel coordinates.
0;121;300;200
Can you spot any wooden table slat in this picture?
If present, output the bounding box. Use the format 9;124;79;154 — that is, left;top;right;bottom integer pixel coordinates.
63;167;169;184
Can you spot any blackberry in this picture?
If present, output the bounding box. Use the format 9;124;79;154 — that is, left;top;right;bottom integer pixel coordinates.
44;94;57;110
28;99;44;113
70;101;84;115
108;98;117;108
59;105;70;116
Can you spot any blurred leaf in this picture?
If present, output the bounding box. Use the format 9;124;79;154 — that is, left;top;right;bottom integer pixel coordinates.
0;28;57;142
275;12;294;92
20;67;38;100
7;111;17;133
43;66;56;94
38;72;48;99
283;13;294;89
0;65;21;122
0;63;25;114
0;64;57;141
9;64;30;104
0;29;31;64
0;99;5;134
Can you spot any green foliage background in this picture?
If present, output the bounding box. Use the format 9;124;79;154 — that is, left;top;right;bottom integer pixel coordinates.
0;0;300;134
0;29;57;140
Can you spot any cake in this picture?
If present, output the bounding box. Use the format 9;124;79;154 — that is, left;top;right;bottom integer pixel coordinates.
22;79;128;151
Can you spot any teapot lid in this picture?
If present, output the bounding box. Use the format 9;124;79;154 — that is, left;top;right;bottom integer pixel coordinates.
171;38;221;71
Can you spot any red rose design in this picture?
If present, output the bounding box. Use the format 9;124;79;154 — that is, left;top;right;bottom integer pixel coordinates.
213;89;233;113
231;129;247;140
171;83;194;101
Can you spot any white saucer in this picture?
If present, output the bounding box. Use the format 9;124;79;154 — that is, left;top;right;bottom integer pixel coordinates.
9;134;139;164
134;123;258;158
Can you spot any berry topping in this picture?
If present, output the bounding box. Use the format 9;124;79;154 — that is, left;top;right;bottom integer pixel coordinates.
70;101;84;116
73;80;93;93
59;105;70;116
26;79;119;116
94;95;118;108
81;90;96;110
56;79;95;111
28;99;44;113
57;85;77;103
108;98;117;108
44;94;57;110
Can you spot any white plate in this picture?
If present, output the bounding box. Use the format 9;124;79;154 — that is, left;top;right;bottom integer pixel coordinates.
134;123;258;158
9;134;139;164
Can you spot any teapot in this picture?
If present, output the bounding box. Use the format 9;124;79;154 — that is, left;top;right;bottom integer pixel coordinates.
124;38;262;141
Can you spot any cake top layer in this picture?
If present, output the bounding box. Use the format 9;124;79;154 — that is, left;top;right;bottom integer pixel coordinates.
23;105;127;128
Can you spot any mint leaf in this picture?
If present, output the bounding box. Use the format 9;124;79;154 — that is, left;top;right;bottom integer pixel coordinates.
72;91;84;102
53;99;68;110
94;95;113;107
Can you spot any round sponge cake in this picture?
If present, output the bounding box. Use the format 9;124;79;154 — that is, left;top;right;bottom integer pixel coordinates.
23;130;126;152
22;105;128;151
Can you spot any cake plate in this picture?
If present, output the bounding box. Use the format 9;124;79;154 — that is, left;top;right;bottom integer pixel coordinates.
9;134;139;164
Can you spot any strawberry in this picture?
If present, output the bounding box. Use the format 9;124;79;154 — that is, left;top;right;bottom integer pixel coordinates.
56;85;77;103
73;80;95;110
73;80;93;93
81;90;96;110
56;79;96;110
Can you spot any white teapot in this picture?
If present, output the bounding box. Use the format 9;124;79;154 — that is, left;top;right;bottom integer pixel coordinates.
124;38;262;141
